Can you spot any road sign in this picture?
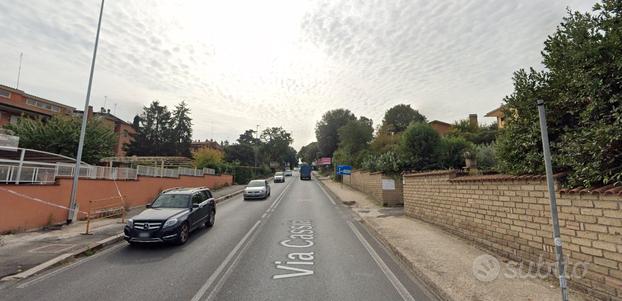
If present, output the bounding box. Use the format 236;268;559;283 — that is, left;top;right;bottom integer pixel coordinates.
317;157;332;166
336;165;352;175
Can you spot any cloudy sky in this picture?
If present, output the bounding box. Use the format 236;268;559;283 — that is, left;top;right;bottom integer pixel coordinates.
0;0;593;149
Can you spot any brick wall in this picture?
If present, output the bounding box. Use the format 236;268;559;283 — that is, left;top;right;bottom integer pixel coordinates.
343;171;403;206
403;170;622;300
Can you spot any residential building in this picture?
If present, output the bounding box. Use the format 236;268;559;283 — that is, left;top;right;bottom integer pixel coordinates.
485;106;506;128
190;139;223;152
429;120;453;136
0;84;75;127
75;106;136;157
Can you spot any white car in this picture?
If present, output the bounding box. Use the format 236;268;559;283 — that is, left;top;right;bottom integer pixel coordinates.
284;170;293;177
243;180;271;200
274;172;285;183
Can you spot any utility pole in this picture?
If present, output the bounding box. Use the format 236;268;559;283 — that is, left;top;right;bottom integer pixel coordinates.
536;99;568;301
67;0;105;224
16;52;23;89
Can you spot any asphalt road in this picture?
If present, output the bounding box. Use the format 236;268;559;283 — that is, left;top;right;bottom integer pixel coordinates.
0;175;437;301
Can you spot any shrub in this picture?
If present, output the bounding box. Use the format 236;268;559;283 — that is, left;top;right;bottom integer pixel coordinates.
399;122;442;171
193;147;224;169
440;136;473;169
475;143;497;172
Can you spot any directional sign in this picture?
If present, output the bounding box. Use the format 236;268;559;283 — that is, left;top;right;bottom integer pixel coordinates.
336;165;352;175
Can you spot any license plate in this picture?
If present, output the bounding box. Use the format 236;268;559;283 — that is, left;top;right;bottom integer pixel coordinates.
138;232;150;238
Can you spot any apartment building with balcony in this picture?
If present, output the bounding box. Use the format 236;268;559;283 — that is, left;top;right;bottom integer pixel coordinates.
0;84;75;126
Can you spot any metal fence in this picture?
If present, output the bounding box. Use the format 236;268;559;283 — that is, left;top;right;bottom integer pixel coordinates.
136;165;180;178
178;167;204;177
55;164;137;180
0;165;57;184
203;167;216;175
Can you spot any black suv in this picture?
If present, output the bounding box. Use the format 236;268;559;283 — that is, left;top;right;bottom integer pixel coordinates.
124;187;216;245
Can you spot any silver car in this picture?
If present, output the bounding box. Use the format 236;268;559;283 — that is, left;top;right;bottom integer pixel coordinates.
243;179;271;200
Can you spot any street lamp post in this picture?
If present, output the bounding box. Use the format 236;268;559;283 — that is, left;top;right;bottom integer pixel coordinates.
67;0;105;224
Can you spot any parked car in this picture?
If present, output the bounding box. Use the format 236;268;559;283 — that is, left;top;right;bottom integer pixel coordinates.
124;187;216;246
244;179;271;200
274;172;285;183
284;170;293;177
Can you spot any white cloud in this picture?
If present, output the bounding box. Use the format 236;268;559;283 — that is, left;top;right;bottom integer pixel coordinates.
0;0;595;149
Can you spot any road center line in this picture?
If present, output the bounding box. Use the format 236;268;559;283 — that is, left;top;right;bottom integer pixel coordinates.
191;179;293;301
346;220;416;301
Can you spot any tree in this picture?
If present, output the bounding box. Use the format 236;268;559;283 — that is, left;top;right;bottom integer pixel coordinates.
260;127;293;164
337;117;374;155
380;104;427;134
224;144;255;166
284;146;298;168
315;109;356;157
193;147;224;169
496;1;622;187
170;101;193;157
448;119;497;145
126;101;192;157
299;142;319;164
126;101;173;156
237;129;260;145
400;122;442;171
5;115;116;164
440;136;473;169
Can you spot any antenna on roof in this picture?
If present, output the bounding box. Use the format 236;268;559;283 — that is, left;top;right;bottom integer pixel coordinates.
104;95;107;109
16;52;23;89
113;103;117;115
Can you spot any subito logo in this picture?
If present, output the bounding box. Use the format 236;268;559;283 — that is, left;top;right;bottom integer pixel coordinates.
472;254;500;282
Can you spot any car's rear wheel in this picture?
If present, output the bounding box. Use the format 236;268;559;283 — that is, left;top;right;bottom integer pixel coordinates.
176;222;189;245
206;209;215;227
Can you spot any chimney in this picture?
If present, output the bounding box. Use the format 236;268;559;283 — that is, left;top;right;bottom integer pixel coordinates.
87;106;94;119
469;114;478;129
100;107;106;113
107;109;111;114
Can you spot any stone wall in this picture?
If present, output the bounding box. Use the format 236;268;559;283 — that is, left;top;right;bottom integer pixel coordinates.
403;170;622;300
343;171;403;206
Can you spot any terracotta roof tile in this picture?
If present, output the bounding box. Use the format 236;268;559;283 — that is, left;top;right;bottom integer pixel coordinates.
559;184;622;196
403;170;458;178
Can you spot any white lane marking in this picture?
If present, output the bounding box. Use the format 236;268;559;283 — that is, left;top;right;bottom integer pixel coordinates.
17;243;124;289
346;221;416;301
192;180;293;301
317;182;337;205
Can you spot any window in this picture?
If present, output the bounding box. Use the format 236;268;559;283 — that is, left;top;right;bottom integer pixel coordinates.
192;193;203;205
26;98;36;106
201;190;212;199
51;106;60;112
26;98;60;113
0;89;10;98
10;115;19;125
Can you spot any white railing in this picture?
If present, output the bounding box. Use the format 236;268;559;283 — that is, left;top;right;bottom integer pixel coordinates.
55;164;137;180
0;165;56;184
178;167;204;177
136;165;179;178
203;167;216;175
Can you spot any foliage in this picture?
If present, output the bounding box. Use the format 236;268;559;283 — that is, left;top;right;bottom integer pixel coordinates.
170;101;193;157
399;122;442;171
224;144;255;166
475;143;497;172
5;115;116;164
260;127;294;164
370;131;401;154
237;129;260;145
337;117;374;155
192;147;224;169
299;142;319;164
448;119;497;145
315;109;356;157
126;101;192;157
496;1;622;187
440;136;473;169
380;104;427;134
361;151;404;174
231;165;272;185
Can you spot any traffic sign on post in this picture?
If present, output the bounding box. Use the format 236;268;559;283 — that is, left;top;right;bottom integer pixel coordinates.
336;165;352;175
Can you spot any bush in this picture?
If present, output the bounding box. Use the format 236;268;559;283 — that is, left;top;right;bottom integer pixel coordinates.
231;165;272;184
496;2;622;188
193;147;224;169
399;122;442;171
475;143;497;172
440;136;473;169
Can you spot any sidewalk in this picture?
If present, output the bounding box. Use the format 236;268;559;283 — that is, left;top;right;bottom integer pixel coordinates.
319;178;591;301
0;184;245;280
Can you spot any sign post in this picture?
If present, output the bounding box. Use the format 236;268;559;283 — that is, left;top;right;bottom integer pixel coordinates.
537;99;568;301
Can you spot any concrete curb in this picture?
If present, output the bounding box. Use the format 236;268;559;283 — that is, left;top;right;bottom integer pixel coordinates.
316;178;453;301
214;188;245;204
1;233;124;282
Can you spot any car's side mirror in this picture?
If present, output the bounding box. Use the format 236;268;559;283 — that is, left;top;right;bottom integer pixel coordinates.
145;204;151;208
192;203;200;208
